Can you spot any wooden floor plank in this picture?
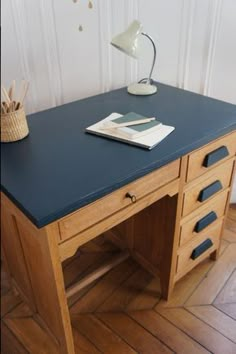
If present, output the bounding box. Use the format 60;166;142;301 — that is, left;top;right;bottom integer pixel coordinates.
222;228;236;243
70;258;137;314
72;314;137;354
97;267;153;312
214;269;236;304
1;322;28;354
1;291;22;318
96;312;173;354
185;244;236;306
72;328;101;354
187;305;236;343
227;204;236;222
126;277;161;311
214;303;236;320
63;251;111;288
1;266;11;296
4;317;59;354
65;252;116;307
156;307;236;354
4;302;33;319
224;218;236;233
156;258;215;309
130;310;210;354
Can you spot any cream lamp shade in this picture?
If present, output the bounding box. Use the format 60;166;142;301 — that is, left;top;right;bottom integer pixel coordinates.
111;20;142;59
111;20;157;95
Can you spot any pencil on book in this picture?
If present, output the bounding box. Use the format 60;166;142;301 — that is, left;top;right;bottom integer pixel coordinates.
102;117;156;129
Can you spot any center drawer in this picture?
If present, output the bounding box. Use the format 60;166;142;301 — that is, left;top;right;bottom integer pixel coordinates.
58;159;180;241
182;158;234;217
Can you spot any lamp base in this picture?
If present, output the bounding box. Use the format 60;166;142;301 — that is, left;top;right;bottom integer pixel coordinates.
127;82;157;96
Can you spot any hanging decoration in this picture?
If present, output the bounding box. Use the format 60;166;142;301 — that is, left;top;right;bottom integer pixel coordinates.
72;0;94;32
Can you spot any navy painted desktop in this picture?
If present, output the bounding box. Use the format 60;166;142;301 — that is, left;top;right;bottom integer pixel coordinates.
1;83;236;227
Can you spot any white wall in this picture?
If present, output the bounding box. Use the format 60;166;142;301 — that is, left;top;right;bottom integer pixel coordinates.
1;0;236;201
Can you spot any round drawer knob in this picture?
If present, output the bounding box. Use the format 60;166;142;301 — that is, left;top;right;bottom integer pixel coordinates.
126;192;137;203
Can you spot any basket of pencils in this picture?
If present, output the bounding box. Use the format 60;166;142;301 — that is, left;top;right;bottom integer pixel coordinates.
1;80;29;142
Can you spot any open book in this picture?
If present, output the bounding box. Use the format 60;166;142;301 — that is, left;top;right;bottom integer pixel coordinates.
85;112;175;150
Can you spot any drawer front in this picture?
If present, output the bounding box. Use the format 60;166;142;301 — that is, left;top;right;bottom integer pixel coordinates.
187;132;236;182
176;220;223;276
182;158;234;217
180;190;228;246
58;159;180;241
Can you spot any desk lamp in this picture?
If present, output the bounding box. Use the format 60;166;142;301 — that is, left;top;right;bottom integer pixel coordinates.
111;20;157;95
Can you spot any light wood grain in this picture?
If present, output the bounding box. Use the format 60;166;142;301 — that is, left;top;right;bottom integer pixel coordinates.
182;158;234;216
130;310;210;353
1;193;75;354
1;205;235;354
72;314;137;354
70;258;137;314
214;303;236;320
179;190;228;246
176;219;223;277
187;305;236;343
185;243;236;306
97;267;153;312
66;251;129;298
96;312;173;354
187;131;236;182
58;159;180;241
59;178;179;261
214;269;236;305
156;307;236;353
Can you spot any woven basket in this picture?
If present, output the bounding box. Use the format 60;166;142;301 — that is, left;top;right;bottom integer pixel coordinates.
1;106;29;142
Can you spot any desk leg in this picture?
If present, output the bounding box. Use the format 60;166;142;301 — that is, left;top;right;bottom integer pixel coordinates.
1;194;75;354
129;195;178;301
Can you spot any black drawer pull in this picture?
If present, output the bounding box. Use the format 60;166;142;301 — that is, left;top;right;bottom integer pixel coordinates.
194;211;217;233
191;238;213;260
126;192;137;203
198;180;223;202
203;146;229;168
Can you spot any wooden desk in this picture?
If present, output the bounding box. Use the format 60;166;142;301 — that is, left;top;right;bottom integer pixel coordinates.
1;83;236;354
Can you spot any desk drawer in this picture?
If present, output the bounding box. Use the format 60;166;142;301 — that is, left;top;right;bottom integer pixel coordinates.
179;190;228;246
176;219;223;277
58;159;180;241
182;158;234;217
187;132;236;182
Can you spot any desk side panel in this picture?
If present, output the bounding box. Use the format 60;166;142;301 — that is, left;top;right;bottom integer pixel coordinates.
1;195;36;310
1;193;75;354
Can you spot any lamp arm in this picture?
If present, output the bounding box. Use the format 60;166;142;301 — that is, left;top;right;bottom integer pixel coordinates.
140;32;156;85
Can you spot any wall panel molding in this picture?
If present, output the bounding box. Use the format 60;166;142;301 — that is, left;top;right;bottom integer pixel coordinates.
203;0;223;96
9;0;36;113
39;0;64;106
97;0;112;93
177;0;196;90
125;0;139;85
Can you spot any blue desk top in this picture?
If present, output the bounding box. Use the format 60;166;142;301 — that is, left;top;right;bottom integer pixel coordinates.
1;83;236;227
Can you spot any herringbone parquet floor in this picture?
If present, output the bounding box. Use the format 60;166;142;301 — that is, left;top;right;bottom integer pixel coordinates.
1;206;236;353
